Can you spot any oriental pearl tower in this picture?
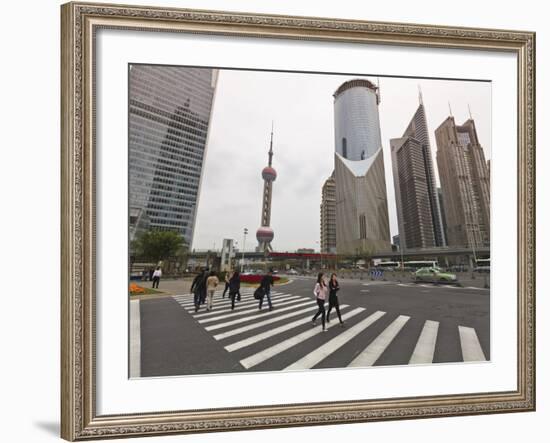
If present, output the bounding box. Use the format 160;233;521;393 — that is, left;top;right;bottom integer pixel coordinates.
256;125;277;253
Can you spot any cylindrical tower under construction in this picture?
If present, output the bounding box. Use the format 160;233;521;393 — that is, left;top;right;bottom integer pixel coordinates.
334;78;382;161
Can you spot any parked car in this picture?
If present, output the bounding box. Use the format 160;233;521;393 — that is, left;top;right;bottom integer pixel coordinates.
287;269;299;275
414;267;458;284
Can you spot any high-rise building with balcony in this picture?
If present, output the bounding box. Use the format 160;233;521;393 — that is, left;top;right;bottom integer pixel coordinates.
129;65;217;248
435;116;490;249
320;172;336;253
390;95;446;250
333;79;391;254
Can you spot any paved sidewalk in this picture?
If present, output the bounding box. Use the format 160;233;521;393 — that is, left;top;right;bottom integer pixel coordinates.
137;278;194;295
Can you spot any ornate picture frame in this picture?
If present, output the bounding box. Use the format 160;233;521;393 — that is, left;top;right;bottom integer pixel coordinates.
61;1;535;440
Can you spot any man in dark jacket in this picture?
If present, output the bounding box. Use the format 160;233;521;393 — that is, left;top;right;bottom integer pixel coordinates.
191;269;207;312
199;268;209;306
259;269;274;311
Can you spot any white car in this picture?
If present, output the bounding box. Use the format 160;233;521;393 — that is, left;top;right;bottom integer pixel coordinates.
287;269;299;275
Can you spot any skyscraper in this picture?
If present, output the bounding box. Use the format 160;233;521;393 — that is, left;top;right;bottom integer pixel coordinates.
320;172;336;254
129;65;217;248
390;93;446;250
256;127;277;253
333;79;391;254
435;116;490;249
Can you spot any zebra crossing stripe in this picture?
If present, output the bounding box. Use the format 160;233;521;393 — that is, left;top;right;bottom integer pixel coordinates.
177;291;283;306
177;292;266;308
409;320;439;364
459;326;486;361
212;304;332;341
197;296;303;323
225;305;351;352
348;315;410;367
204;300;316;332
284;310;386;371
173;291;254;302
240;308;366;369
192;294;293;318
178;295;253;308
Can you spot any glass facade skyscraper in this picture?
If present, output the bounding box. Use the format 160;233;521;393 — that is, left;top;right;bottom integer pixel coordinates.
129;65;217;248
334;79;382;161
390;99;446;250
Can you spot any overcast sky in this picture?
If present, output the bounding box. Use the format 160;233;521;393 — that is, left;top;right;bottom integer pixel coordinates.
192;69;491;252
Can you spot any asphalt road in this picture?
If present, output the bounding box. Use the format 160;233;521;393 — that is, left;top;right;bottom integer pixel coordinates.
136;276;490;377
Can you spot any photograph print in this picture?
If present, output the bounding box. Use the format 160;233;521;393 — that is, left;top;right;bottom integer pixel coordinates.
128;64;491;378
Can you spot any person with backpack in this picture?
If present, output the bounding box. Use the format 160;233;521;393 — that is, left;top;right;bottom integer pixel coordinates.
222;270;232;298
312;272;328;332
327;273;344;327
228;270;241;311
258;269;275;311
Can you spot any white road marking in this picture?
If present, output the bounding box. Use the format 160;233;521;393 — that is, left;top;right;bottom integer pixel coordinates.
129;299;141;378
191;294;293;317
177;292;261;308
225;305;350;352
240;308;365;369
348;315;410;367
284;310;386;370
177;295;253;307
205;300;315;332
360;290;370;292
213;304;331;341
197;296;302;323
409;320;439;364
173;290;255;302
459;326;487;361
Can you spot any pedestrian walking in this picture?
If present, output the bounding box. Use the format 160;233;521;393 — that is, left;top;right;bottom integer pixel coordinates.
327;273;344;327
190;268;207;312
312;272;328;331
148;267;154;281
228;271;241;310
151;266;162;289
206;271;219;311
222;270;232;298
199;268;209;306
259;269;274;311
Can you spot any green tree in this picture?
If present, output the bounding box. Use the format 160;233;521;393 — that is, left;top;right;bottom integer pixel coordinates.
132;230;187;261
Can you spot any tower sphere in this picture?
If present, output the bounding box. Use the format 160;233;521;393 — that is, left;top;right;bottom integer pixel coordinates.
256;226;274;243
262;166;277;182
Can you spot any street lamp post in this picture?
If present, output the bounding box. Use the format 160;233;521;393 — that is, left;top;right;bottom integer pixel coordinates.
467;226;478;263
316;241;322;269
241;228;248;272
468;225;478;278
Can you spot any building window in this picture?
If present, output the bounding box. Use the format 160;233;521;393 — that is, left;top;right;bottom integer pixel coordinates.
359;214;367;239
342;137;347;159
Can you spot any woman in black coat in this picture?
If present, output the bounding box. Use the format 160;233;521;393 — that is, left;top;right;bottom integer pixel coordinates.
228;270;241;310
327;273;344;326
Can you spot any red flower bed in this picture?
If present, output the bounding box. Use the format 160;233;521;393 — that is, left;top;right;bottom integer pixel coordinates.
240;274;280;284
